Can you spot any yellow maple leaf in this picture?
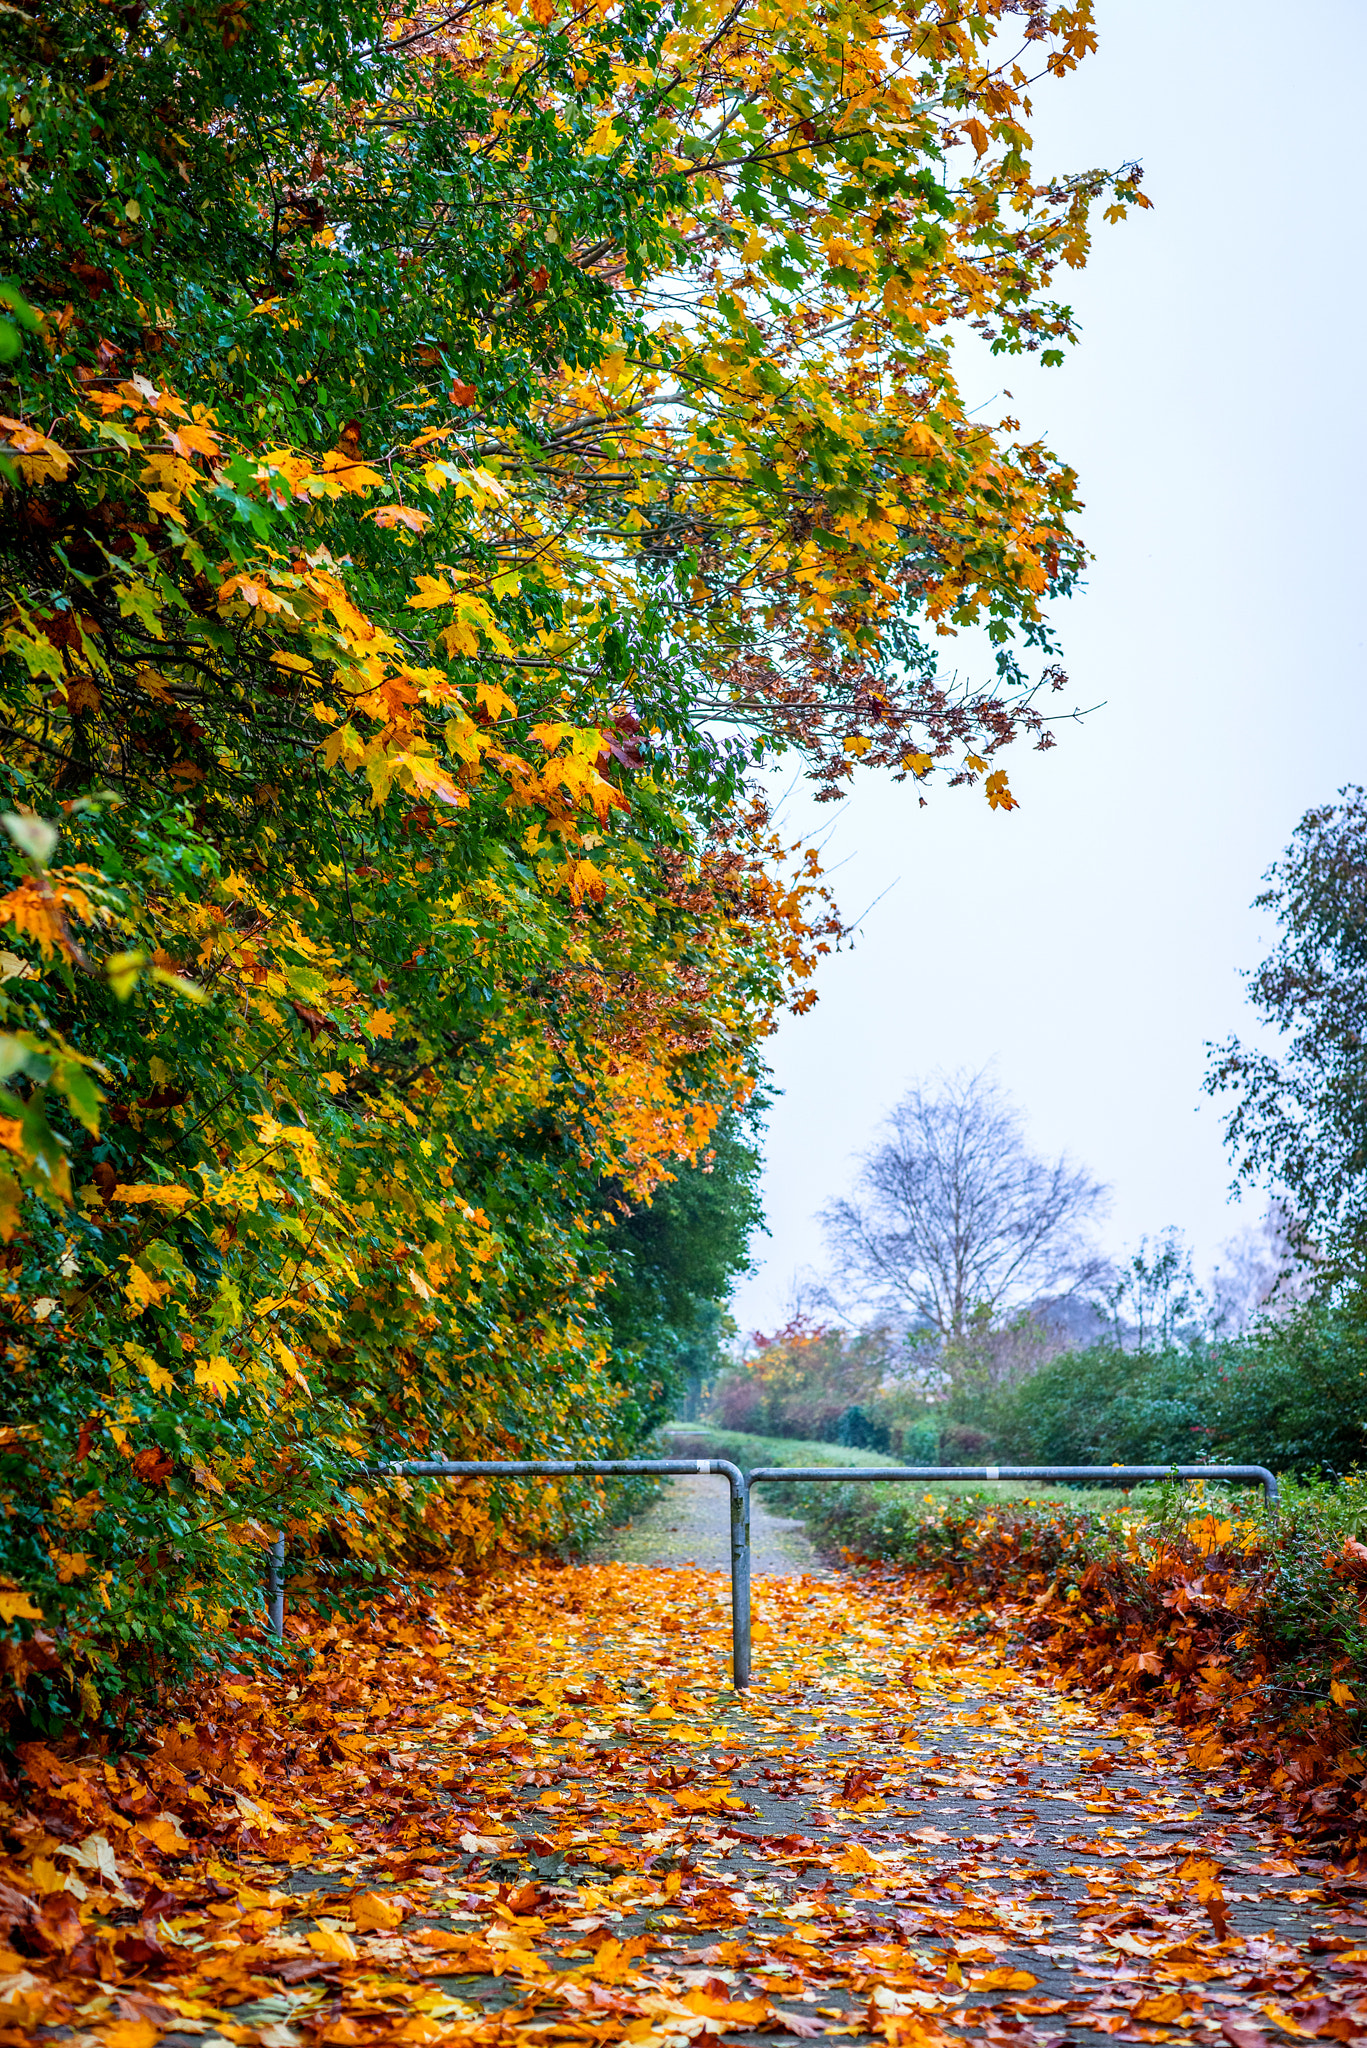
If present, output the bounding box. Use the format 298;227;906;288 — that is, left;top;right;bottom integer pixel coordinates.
682;1992;771;2024
112;1182;195;1211
904;423;943;458
101;2023;161;2048
165;418;221;461
984;768;1018;812
124;1264;169;1314
308;1926;359;1962
351;1890;408;1932
194;1358;242;1401
0;415;72;483
0;1588;43;1622
1261;2006;1317;2039
408;574;456;609
319;449;386;492
137;1813;189;1854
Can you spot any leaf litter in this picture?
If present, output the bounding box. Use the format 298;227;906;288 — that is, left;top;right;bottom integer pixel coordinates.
1;1560;1362;2048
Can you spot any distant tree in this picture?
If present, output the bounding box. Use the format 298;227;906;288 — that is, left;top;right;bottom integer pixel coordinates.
1100;1229;1202;1352
710;1316;901;1441
1206;788;1367;1289
1208;1204;1313;1335
821;1069;1109;1340
940;1301;1071;1399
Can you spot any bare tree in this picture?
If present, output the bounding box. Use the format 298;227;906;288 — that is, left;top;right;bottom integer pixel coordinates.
1208;1203;1317;1336
820;1070;1109;1340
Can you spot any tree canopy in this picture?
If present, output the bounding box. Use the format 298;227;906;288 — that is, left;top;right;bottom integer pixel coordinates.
0;0;1142;1723
1207;787;1367;1292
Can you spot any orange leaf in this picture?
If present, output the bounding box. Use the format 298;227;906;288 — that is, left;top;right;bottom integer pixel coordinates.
308;1926;359;1962
351;1890;408;1932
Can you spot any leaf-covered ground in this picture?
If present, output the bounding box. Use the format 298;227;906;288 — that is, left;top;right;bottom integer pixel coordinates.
3;1480;1361;2048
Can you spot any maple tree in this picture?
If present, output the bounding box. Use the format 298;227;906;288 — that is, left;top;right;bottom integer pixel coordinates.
0;0;1145;1717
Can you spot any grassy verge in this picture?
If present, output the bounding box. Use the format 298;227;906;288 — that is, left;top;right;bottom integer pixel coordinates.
659;1421;1179;1507
791;1473;1367;1856
656;1422;892;1472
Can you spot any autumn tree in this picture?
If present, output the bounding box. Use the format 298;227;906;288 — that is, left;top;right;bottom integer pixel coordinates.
711;1317;903;1440
0;0;1143;1714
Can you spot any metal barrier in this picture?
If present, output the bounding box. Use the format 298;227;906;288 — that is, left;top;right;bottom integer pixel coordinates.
266;1457;1277;1691
750;1462;1279;1501
266;1458;749;1684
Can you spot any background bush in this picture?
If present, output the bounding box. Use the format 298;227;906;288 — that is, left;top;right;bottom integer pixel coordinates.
981;1300;1367;1477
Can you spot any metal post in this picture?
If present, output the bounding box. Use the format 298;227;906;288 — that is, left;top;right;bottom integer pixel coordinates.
363;1457;752;1685
728;1466;751;1688
267;1533;285;1638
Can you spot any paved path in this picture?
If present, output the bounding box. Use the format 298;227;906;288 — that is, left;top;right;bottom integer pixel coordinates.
598;1471;830;1577
142;1526;1352;2048
574;1490;1345;2048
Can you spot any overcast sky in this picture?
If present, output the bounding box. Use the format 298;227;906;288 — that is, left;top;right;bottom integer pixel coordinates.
731;0;1367;1338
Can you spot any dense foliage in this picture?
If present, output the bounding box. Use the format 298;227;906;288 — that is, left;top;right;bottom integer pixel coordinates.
980;1314;1367;1478
1208;787;1367;1289
602;1109;765;1429
0;0;1141;1724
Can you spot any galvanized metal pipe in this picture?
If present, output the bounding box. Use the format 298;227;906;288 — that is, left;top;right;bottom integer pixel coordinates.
747;1462;1279;1503
267;1457;751;1686
266;1533;285;1639
265;1456;1278;1688
729;1463;752;1689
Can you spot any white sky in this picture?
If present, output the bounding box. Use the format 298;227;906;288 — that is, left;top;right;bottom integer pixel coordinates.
731;0;1367;1337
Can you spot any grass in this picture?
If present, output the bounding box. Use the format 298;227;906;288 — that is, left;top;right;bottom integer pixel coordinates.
654;1420;1255;1511
656;1421;891;1473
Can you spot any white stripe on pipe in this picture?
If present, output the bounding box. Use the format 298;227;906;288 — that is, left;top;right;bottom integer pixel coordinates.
696;1459;713;1472
985;1465;1000;1479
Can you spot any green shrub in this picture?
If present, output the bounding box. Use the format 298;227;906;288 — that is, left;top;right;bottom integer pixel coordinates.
982;1302;1367;1478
